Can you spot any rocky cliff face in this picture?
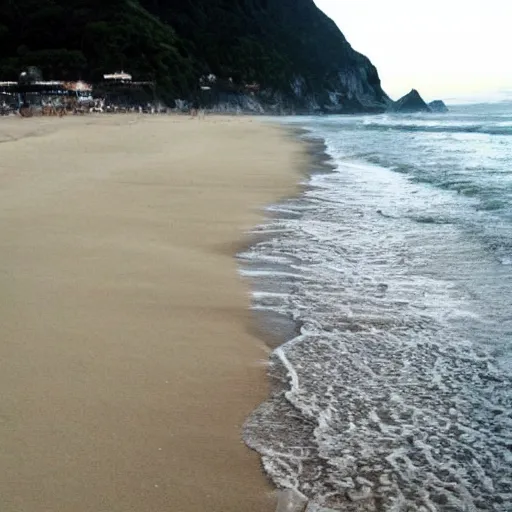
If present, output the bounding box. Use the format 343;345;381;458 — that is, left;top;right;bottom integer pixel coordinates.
0;0;390;113
176;0;391;113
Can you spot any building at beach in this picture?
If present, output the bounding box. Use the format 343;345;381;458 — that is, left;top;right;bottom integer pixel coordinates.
99;71;156;108
0;79;94;114
62;81;94;105
103;71;133;82
0;70;157;112
0;82;19;112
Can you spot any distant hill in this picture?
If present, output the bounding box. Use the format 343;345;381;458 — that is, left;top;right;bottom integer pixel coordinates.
0;0;390;112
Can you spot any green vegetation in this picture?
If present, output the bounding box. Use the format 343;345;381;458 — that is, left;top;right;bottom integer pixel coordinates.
0;0;387;107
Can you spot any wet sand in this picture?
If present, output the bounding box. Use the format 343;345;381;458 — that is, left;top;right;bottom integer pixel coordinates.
0;115;306;512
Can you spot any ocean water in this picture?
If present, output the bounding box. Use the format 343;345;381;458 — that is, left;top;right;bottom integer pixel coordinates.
240;103;512;511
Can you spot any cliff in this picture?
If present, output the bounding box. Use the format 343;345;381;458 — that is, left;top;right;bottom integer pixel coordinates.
0;0;389;113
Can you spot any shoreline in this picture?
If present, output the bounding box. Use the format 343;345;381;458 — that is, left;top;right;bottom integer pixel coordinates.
240;133;334;352
238;129;338;511
0;115;307;512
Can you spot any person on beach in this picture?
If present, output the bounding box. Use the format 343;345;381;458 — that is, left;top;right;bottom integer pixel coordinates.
190;98;200;117
19;100;32;117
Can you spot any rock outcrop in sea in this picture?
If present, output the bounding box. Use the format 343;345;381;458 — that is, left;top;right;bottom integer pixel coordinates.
429;100;449;112
389;89;432;113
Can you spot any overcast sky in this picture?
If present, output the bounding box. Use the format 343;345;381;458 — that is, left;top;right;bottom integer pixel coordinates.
313;0;512;101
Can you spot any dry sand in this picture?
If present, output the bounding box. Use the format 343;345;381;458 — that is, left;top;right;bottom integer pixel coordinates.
0;115;306;512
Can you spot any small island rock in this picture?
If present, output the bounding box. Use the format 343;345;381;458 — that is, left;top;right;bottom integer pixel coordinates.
429;100;449;113
389;89;431;113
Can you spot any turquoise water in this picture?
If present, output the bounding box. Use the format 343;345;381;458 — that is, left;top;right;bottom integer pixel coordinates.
242;103;512;511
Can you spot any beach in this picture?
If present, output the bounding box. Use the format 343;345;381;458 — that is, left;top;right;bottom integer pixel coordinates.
0;115;305;512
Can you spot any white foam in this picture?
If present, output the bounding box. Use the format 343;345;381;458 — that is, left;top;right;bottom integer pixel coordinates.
252;291;289;299
239;269;304;279
243;115;512;511
275;340;302;396
499;255;512;265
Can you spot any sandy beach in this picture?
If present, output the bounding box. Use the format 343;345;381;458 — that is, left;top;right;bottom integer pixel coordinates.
0;115;305;511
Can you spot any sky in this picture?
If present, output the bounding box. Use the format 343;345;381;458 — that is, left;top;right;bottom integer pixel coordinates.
313;0;512;102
